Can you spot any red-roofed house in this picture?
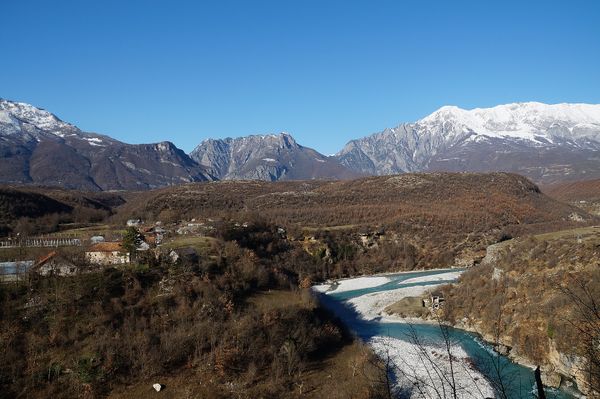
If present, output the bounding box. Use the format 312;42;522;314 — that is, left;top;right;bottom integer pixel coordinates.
34;251;78;276
85;242;130;265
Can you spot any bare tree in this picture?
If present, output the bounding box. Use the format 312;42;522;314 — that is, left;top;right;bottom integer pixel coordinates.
558;276;600;397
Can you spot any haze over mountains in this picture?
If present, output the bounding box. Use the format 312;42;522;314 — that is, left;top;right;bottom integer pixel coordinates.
2;98;600;190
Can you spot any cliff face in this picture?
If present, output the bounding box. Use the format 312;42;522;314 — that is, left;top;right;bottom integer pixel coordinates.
190;133;358;181
443;231;600;394
451;313;588;392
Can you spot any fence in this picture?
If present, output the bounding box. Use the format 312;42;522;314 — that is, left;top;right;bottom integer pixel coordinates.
0;238;82;249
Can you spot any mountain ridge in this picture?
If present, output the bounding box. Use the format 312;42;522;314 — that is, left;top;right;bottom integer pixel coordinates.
3;98;600;189
0;98;214;191
336;101;600;183
190;132;359;181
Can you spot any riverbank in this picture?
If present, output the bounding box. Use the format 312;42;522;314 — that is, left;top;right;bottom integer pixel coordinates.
312;275;391;294
313;268;579;399
451;318;586;397
313;269;496;398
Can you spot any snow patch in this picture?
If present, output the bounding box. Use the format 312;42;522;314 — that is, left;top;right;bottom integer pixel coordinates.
0;110;18;125
418;102;600;142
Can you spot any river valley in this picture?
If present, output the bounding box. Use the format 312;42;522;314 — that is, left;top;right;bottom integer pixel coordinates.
313;269;579;399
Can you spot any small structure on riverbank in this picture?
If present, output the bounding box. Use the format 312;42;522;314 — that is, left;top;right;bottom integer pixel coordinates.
423;291;445;310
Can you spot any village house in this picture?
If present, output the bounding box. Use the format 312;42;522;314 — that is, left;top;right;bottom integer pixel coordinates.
143;226;165;245
34;251;78;276
85;242;130;265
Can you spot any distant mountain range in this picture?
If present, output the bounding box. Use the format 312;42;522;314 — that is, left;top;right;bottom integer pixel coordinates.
337;102;600;182
2;98;600;190
0;99;212;191
189;134;357;181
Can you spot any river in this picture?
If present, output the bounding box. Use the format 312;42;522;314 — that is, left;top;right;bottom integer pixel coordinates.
314;269;578;399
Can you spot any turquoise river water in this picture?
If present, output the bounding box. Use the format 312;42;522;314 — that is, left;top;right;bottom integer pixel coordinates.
317;269;579;399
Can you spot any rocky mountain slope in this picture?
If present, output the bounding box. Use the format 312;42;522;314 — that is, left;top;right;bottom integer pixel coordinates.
4;98;600;190
0;99;213;191
336;102;600;183
190;133;358;181
443;227;600;393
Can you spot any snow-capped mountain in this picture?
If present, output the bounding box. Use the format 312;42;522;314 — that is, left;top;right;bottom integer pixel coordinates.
336;102;600;183
0;99;213;190
190;133;358;181
4;98;600;190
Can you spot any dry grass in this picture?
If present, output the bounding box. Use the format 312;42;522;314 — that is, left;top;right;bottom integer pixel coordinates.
106;339;380;399
532;225;600;243
162;236;217;254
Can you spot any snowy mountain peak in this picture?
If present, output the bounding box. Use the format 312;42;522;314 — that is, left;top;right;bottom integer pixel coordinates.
417;102;600;141
336;101;600;182
0;98;73;133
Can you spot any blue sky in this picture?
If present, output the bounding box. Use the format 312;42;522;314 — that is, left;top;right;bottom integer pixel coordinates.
2;0;599;154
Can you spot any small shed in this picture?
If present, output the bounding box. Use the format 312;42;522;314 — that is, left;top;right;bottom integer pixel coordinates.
90;236;105;245
0;260;34;282
422;291;445;310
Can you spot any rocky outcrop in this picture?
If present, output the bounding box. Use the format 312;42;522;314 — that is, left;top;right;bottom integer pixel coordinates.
452;318;587;395
190;133;358;181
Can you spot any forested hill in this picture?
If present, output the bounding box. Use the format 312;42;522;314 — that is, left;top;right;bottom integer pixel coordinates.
119;172;594;271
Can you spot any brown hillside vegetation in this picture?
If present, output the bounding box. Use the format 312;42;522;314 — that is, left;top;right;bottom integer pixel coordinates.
0;186;125;236
122;172;588;230
443;227;600;393
0;223;386;399
543;178;600;215
119;173;594;270
543;178;600;202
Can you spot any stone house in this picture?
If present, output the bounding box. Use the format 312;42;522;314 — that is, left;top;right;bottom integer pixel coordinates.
86;242;130;265
34;251;78;276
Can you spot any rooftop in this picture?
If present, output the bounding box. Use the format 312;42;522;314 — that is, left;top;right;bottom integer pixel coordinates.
87;242;125;252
